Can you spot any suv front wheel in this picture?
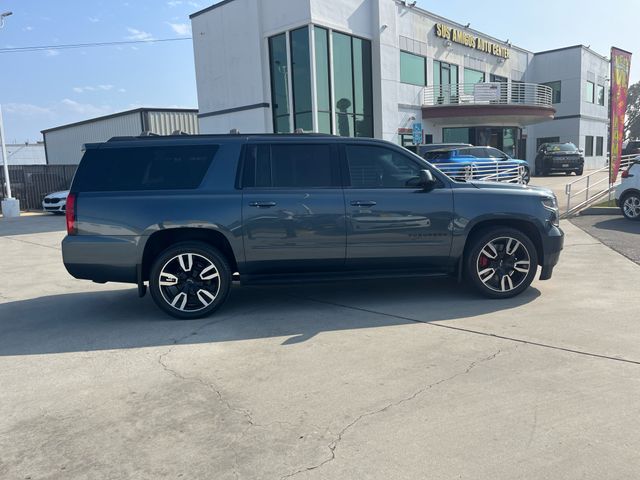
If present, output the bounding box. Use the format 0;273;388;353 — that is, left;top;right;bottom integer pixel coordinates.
466;227;538;298
149;242;232;319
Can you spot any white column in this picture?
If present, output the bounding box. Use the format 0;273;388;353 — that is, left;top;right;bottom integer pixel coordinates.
0;104;20;217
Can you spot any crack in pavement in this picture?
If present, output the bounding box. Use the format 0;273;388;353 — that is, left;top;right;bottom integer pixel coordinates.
280;349;502;479
287;294;640;366
0;235;62;251
154;307;301;479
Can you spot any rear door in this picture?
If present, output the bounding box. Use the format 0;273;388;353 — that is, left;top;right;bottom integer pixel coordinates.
241;142;346;274
342;143;453;270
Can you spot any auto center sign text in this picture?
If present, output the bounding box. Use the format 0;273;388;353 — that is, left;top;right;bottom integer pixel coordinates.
435;23;510;59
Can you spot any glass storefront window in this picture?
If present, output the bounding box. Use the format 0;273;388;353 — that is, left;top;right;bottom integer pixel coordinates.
400;51;426;86
314;27;332;134
332;31;372;137
290;27;313;132
433;61;458;104
597;84;605;106
584;81;595;103
464;68;485;94
443;127;471;144
269;26;373;138
542;81;562;104
268;33;290;133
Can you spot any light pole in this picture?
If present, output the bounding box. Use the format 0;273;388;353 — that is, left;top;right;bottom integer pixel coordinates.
0;11;12;29
0;11;19;217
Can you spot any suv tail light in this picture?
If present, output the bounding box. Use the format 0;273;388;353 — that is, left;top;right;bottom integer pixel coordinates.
621;168;634;179
66;192;77;235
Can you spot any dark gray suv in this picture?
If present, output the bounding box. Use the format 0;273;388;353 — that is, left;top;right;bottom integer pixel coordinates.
63;134;564;319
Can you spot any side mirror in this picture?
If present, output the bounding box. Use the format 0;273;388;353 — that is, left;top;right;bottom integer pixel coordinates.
419;169;436;189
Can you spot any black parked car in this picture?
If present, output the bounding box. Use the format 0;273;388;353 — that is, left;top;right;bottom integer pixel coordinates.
622;140;640;157
62;134;563;319
535;142;584;176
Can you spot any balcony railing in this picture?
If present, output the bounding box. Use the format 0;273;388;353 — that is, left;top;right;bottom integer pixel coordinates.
423;82;553;108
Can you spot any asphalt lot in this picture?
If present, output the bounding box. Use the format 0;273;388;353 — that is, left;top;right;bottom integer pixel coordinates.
571;213;640;264
2;215;640;479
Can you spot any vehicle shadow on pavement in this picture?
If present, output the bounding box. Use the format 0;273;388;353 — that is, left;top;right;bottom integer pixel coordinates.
0;277;540;356
0;215;66;237
590;217;640;234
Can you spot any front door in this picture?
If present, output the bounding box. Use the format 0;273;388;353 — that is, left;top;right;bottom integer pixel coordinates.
341;143;454;270
241;142;346;274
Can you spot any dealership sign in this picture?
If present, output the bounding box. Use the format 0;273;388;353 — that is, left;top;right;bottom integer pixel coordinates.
434;23;509;59
609;47;632;183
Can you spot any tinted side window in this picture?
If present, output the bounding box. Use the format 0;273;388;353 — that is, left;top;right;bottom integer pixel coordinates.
74;145;217;192
242;144;339;188
485;148;504;158
466;147;487;158
426;151;452;160
345;145;421;188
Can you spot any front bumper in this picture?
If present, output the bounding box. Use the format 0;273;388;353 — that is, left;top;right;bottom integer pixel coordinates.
548;157;584;172
539;225;564;280
42;201;66;213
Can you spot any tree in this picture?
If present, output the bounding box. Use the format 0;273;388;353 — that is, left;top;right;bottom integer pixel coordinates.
626;81;640;140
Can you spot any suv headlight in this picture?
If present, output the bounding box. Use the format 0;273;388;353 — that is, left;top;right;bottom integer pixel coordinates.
542;196;559;226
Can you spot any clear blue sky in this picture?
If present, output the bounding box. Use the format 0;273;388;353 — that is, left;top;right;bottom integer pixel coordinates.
0;0;637;142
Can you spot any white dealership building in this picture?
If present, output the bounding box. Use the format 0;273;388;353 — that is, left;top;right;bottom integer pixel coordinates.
190;0;611;168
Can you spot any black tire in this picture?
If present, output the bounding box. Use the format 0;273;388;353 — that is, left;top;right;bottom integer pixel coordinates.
620;192;640;221
575;167;584;176
149;241;232;319
465;227;539;299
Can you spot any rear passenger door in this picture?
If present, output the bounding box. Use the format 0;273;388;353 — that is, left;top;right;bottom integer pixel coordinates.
241;142;346;274
342;143;453;270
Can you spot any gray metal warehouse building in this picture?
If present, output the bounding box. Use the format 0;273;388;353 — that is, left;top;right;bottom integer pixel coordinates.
41;108;199;165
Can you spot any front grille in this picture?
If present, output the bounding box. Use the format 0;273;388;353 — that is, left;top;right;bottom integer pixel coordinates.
44;197;61;204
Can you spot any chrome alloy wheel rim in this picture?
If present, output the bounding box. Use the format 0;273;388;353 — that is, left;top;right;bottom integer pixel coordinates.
159;253;221;312
476;237;531;293
623;196;640;219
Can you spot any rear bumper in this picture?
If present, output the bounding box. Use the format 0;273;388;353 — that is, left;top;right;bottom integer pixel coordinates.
539;225;564;280
62;235;139;284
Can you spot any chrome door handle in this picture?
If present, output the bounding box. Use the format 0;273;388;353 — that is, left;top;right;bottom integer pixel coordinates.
248;201;277;208
351;200;377;207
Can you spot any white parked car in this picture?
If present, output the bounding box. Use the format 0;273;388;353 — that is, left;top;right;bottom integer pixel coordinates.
615;160;640;220
42;190;69;215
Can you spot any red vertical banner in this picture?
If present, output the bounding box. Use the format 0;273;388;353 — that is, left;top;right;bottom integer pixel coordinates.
609;47;632;183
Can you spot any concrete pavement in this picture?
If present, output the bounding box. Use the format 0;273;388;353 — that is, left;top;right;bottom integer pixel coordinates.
1;215;640;479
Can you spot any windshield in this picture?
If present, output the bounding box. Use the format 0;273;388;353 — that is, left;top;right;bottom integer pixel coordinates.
546;143;578;152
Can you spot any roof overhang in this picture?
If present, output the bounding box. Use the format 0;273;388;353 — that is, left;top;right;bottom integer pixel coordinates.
422;104;555;127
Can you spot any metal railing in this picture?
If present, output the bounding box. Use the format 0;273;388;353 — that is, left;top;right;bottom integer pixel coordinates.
423;82;553;108
563;154;638;217
432;161;526;184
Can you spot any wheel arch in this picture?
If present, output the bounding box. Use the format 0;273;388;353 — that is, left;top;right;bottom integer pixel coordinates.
462;218;544;267
140;228;238;282
620;188;640;200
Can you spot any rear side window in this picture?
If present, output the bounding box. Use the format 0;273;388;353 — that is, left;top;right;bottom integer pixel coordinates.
242;143;339;188
73;145;218;191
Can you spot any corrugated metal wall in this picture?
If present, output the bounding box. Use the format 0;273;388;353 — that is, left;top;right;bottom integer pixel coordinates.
146;111;199;135
44;112;142;165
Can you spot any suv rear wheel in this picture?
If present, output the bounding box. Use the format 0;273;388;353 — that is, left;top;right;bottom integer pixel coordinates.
466;227;538;298
620;192;640;220
149;242;231;319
